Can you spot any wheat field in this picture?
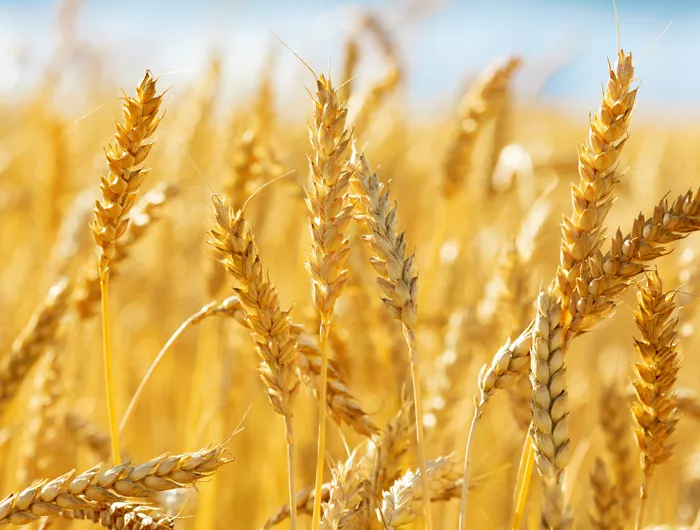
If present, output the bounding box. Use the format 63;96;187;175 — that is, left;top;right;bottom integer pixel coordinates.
1;1;700;529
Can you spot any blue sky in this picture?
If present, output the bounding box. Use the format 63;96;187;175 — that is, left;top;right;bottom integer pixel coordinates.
0;0;696;117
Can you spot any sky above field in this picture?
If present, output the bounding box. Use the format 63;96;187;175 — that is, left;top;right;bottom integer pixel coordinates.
0;0;696;117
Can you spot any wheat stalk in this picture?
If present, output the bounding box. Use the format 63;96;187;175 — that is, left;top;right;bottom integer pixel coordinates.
304;71;354;530
90;70;164;466
208;195;300;528
630;271;680;529
350;149;433;530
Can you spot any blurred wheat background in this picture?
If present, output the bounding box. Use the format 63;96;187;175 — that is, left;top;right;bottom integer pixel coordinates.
1;0;700;529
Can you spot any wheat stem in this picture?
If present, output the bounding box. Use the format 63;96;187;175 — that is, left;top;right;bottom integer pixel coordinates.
459;401;481;529
285;414;298;530
511;435;535;530
312;326;330;529
99;273;120;466
405;326;433;530
635;475;650;530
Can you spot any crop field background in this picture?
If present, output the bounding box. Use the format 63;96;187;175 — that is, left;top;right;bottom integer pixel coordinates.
0;1;699;529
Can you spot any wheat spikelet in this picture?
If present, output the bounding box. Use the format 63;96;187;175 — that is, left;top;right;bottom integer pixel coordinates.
600;384;637;522
0;442;229;525
91;71;164;278
320;450;369;530
262;485;331;529
75;183;178;319
378;455;461;529
530;288;572;530
630;271;680;527
369;398;414;494
555;49;636;316
590;457;622;530
0;279;71;416
442;56;522;200
60;501;174;530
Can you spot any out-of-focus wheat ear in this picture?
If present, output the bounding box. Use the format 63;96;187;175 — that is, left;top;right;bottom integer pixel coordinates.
90;70;164;467
368;397;414;494
340;34;359;102
305;71;354;530
530;288;572;530
600;384;637;522
262;484;332;529
442;56;522;201
350;149;433;530
352;63;402;137
64;413;112;463
17;348;67;486
0;278;71;417
630;271;680;530
590;457;623;530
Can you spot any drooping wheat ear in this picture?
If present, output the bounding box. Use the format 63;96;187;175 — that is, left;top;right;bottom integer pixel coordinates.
17;349;66;486
320;450;370;530
294;330;379;437
369;397;415;494
570;187;700;336
590;457;622;530
0;443;230;525
442;56;522;200
59;501;175;530
630;271;680;529
91;70;164;277
305;71;354;530
555;49;636;325
530;288;572;530
340;34;359;102
378;455;462;529
64;413;112;463
350;149;433;530
208;195;299;527
0;279;71;416
75;183;178;319
600;384;637;522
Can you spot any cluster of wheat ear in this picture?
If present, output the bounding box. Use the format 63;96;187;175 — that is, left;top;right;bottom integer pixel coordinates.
4;3;700;530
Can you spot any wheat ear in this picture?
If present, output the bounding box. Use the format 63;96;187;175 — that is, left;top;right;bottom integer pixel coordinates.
530;288;572;530
0;279;71;416
630;271;680;530
556;49;636;333
600;384;637;522
590;457;622;530
90;70;163;466
304;72;354;530
59;501;174;530
350;149;433;530
442;56;522;200
208;196;300;528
